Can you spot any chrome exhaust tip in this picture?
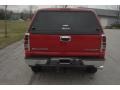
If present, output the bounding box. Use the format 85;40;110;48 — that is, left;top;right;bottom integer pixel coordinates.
97;66;104;70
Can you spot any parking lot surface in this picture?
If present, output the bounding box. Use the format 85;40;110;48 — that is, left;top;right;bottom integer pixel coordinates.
0;29;120;85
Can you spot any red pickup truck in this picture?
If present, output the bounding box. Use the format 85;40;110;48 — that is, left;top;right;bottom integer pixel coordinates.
24;8;106;73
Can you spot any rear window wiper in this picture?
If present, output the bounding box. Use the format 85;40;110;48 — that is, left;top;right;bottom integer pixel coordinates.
31;26;41;31
32;27;36;30
96;27;101;32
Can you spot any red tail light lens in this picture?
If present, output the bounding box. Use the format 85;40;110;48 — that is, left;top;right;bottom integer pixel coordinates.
24;33;30;50
101;34;106;51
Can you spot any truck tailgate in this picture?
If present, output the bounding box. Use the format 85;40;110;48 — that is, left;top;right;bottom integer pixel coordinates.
30;34;101;56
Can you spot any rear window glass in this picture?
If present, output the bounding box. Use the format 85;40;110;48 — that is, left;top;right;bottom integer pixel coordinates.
30;11;102;34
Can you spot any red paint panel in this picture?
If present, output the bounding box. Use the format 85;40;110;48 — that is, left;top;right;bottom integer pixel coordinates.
29;34;101;56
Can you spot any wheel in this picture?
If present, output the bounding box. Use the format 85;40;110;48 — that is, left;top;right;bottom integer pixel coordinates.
85;66;97;74
30;66;41;73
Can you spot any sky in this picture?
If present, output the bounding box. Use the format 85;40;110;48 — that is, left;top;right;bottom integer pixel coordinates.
0;5;118;12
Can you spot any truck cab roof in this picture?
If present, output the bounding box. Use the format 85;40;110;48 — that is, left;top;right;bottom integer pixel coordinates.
37;8;95;12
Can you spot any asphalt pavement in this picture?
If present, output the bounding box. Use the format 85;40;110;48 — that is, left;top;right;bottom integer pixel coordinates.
0;29;120;85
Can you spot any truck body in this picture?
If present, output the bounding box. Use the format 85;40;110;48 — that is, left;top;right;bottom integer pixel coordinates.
24;8;106;73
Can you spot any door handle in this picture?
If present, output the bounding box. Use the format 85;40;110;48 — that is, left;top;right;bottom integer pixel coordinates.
60;36;71;42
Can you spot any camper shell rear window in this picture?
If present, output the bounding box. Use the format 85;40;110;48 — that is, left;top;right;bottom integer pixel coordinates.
30;10;102;34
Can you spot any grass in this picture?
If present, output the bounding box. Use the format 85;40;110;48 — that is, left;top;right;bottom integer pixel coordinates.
0;20;30;49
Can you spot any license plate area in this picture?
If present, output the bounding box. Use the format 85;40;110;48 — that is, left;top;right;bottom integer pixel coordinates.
59;59;71;64
50;57;82;65
50;57;74;65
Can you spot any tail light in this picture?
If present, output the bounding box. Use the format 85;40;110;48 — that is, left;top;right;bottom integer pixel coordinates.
24;33;30;50
101;34;106;52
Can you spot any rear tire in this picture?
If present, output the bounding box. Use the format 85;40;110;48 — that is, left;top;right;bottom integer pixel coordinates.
85;66;97;74
30;66;41;73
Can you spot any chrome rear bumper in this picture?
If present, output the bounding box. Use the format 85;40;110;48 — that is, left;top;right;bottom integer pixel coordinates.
25;57;105;69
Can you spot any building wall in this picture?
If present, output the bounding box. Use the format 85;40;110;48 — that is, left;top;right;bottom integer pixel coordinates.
99;17;108;28
98;16;117;28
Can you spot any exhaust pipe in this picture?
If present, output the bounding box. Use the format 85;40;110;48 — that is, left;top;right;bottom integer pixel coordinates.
97;66;104;70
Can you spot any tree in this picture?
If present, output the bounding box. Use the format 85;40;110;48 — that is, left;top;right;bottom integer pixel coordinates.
0;9;5;19
4;5;7;38
64;5;68;8
29;5;33;19
20;9;29;20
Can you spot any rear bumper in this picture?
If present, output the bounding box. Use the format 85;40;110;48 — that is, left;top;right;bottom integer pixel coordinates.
25;57;105;69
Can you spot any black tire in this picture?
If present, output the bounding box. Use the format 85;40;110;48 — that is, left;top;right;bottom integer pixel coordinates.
85;66;97;74
30;66;41;73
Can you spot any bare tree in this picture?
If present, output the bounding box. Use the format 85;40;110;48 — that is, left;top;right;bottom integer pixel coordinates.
62;5;68;8
29;5;33;19
64;5;68;8
28;5;38;19
4;5;7;38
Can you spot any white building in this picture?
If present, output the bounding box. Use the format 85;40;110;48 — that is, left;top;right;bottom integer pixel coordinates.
91;8;118;28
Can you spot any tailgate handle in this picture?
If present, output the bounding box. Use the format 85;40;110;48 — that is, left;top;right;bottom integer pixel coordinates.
60;36;71;42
